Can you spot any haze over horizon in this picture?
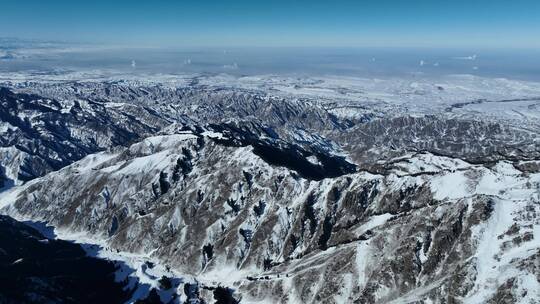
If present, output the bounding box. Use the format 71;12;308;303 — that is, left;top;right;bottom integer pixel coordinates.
1;1;539;81
1;0;540;48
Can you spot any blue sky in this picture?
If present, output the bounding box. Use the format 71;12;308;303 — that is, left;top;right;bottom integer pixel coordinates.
1;0;539;48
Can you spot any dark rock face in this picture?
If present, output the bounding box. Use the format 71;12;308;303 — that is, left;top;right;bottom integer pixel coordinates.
0;215;132;304
184;283;207;304
211;286;239;304
203;244;214;261
207;122;357;180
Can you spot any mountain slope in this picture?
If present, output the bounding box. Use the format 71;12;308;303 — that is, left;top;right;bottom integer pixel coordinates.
0;215;133;304
2;129;539;303
1;75;540;303
0;87;169;184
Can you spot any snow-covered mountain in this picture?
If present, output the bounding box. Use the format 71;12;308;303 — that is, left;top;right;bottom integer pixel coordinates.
0;72;539;303
0;86;169;186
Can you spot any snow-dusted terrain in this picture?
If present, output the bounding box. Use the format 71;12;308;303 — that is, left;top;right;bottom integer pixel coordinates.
0;71;539;303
